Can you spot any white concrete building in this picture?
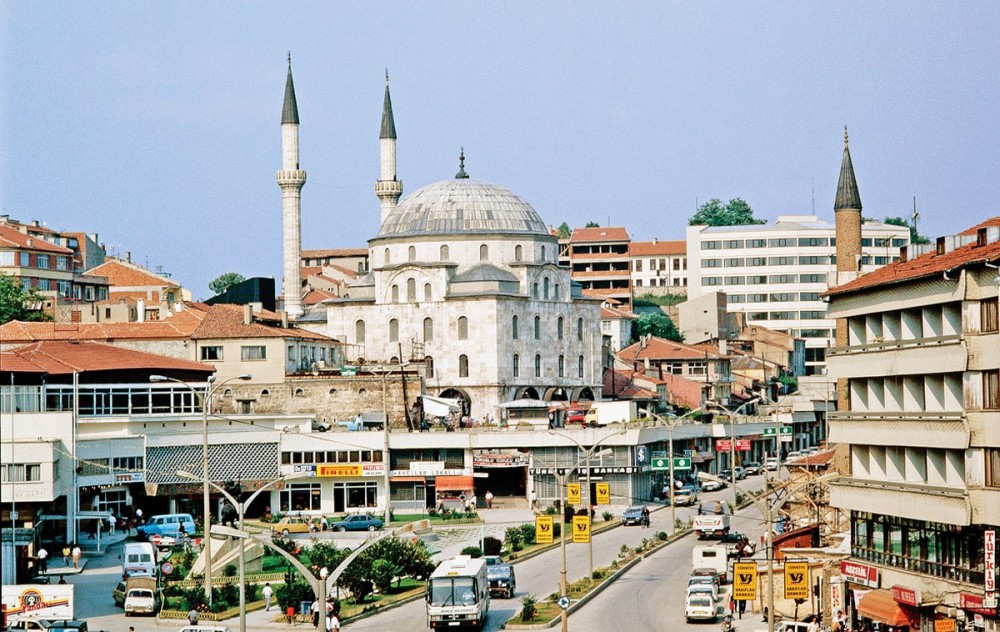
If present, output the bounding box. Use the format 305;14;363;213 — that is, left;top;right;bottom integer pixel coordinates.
630;238;687;294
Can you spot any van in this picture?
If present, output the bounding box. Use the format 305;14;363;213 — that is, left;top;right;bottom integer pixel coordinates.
137;513;196;538
122;543;157;577
692;544;729;583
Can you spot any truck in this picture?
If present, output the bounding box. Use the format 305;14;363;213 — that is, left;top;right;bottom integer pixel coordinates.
123;575;160;616
583;401;644;427
2;584;74;627
692;544;729;583
426;555;490;630
693;500;731;539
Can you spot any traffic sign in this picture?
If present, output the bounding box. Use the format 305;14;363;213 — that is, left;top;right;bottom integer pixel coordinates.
733;562;758;600
161;562;174;576
567;483;581;505
652;457;691;471
764;426;793;436
596;482;610;505
784;561;810;599
557;596;570;610
572;516;591;543
535;516;554;544
716;439;749;452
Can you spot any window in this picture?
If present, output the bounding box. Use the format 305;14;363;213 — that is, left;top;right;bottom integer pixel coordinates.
724;258;744;267
56;281;70;297
985;370;1000;410
480;244;489;261
724;240;744;249
532;283;539;299
688;361;706;376
355;320;366;343
391;284;399;302
770;311;796;320
534;316;541;340
673;259;681;270
440;245;449;261
725;276;744;286
2;463;42;482
861;238;873;247
748;293;768;303
578;355;584;378
37;279;50;291
798;237;829;247
982;298;999;333
19;252;30;266
407;278;416;301
78;458;109;477
891;238;907;247
457;316;468;340
704;277;722;286
557;317;564;340
798;256;826;265
800;274;824;283
746;239;766;248
769;256;795;266
0;252;11;266
748;312;769;321
56;256;70;271
770;274;798;284
261;388;270;397
512;315;519;340
37;254;49;269
558;355;564;377
459;355;469;378
800;292;821;301
728;294;745;303
534;354;542;377
293;388;305;397
423;317;433;342
801;311;826;320
768;238;794;248
703;259;722;268
874;256;889;265
577;318;584;341
425;356;435;379
769;293;796;302
408;245;416;261
241;345;266;360
634;260;643;272
702;241;722;250
280;482;322;512
384;248;390;265
544;277;550;299
200;346;223;361
541;245;547;260
389;319;399;342
424;283;432;301
874;238;889;247
554;284;560;300
747;257;767;267
513;354;520;377
515;245;523;261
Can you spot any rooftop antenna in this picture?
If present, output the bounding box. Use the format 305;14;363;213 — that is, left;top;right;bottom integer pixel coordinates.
911;196;919;243
811;175;815;214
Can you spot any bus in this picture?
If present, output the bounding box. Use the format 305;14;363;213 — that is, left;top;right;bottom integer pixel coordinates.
426;555;489;630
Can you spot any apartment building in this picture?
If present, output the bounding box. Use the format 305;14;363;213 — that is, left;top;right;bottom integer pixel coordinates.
630;238;687;294
825;218;1000;630
567;226;633;308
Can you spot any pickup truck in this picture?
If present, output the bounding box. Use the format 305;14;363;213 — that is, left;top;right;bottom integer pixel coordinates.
123;575;160;616
693;502;731;539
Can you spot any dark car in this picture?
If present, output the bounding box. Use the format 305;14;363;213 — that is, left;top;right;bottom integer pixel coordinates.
743;461;763;476
327;513;384;532
113;580;127;607
487;562;516;598
41;621;89;632
720;532;756;558
621;506;646;526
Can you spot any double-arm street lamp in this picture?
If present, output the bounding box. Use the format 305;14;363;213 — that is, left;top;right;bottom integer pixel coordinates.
651;408;701;535
150;373;252;603
697;470;838;632
178;470;308;632
706;397;760;509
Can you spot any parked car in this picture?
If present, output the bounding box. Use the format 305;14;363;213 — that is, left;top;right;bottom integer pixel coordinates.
719;532;755;558
685;593;717;622
327;513;384;532
785;451;803;462
674;488;698;507
764;457;780;471
486;560;517;598
686;582;719;602
38;622;89;632
743;461;763;476
700;478;726;492
270;516;314;535
565;405;590;425
136;513;196;539
688;574;721;595
113;580;127;608
621;506;646;526
311;418;333;432
733;466;746;480
483;555;505;566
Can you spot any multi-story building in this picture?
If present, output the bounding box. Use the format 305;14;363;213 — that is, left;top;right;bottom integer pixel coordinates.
85;256;190;320
630;238;687;294
566;226;633;308
825;217;1000;630
617;336;733;405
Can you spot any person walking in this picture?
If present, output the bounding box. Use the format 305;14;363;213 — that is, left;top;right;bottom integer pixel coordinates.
71;544;81;569
61;544;70;567
263;583;273;611
108;514;117;535
187;609;198;625
37;547;48;573
485;490;494;509
311;598;320;628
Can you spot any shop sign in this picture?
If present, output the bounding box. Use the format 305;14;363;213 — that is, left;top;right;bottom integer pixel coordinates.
783;561;809;600
535;516;553;544
732;562;758;601
293;464;317;476
933;619;956;632
961;592;998;615
891;585;920;606
317;464;362;477
409;461;446;475
389;468;468;477
840;560;879;588
361;464;385;477
715;439;752;452
473;451;529;468
829;577;844;614
985;530;996;594
595;483;610;505
114;472;145;483
567;483;581;505
528;466;638;475
572;515;590;543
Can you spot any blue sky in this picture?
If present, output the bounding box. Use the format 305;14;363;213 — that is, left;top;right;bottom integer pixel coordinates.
2;2;998;299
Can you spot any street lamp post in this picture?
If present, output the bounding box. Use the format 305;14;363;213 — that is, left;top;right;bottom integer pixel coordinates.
178;470;307;632
378;362;406;525
151;373;251;603
319;566;328;629
651;408;701;535
707;398;759;509
697;470;838;632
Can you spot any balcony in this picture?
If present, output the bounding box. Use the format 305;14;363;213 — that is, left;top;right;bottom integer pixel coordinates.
965;331;1000;370
828;411;967;449
827;335;966;378
830;477;969;526
968;487;1000;525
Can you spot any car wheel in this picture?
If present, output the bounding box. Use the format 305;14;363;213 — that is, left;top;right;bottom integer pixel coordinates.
338;526;346;532
282;529;290;536
368;525;376;531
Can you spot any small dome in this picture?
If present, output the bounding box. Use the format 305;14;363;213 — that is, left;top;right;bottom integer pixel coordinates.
376;179;549;239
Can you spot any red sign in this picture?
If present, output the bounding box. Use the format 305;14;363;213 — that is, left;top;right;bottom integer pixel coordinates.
840;560;879;588
960;592;998;615
985;530;996;593
736;439;751;451
715;439;751;452
891;585;920;606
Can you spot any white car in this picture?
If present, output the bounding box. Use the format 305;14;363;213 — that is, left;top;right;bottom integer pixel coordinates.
700;478;726;492
686;581;719;602
765;457;779;471
685;593;717;622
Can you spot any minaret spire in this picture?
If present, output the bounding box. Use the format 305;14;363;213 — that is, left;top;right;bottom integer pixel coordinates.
277;55;306;319
835;126;862;212
834;125;862;274
455;147;469;179
375;71;403;224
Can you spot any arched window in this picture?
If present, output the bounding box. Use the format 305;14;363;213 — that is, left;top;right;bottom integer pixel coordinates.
223;388;233;398
515;245;523;261
532;283;539;299
389;318;399;342
406;278;416;301
541;245;546;261
534;354;541;377
534;316;541;340
480;244;489;261
578;355;584;378
260;389;270;397
425;356;435;379
558;355;564;378
512;315;519;340
557;316;564;340
554;284;560;300
391;284;399;303
359;388;367;395
424;283;432;301
383;248;390;265
294;388;305;397
512;354;520;377
328;388;337;395
459;354;469;378
423;317;434;342
457;316;469;340
408;245;416;261
440;245;449;261
355;320;366;343
577;317;584;341
544;277;550;300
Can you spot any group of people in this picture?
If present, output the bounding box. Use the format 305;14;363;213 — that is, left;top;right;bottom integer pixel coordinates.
310;596;341;631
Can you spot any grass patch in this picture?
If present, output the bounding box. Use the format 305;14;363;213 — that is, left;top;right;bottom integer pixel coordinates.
520;601;562;624
335;578;425;620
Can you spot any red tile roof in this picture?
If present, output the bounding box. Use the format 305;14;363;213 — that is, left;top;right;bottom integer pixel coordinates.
959;216;1000;236
619;336;727;361
570;226;631;243
0;225;74;254
0;317;199;343
301;248;367;258
303;289;338;305
600;306;637;320
826;219;1000;297
788;448;836;468
1;340;213;375
86;259;180;288
602;368;657;399
190;304;334;341
630;240;686;256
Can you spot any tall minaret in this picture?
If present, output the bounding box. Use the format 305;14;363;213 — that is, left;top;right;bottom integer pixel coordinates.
277;54;306;319
375;71;402;224
834;126;862;273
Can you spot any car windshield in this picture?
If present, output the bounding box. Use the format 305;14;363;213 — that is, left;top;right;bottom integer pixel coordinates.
689;597;713;607
428;577;478;606
487;566;512;579
130;590;154;598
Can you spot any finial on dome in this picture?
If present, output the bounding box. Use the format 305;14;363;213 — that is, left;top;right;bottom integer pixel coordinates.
288;51;292;68
455;147;469;179
844;125;849;147
385;68;389;86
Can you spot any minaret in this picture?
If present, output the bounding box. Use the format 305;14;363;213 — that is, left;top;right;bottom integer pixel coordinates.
277;54;306;319
834;126;862;273
375;71;403;224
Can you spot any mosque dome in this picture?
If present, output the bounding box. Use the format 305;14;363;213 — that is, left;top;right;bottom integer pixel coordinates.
375;178;550;239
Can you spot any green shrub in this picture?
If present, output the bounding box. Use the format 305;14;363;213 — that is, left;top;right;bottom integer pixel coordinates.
518;522;536;545
483;536;502;555
520;595;538;621
276;579;313;610
602;511;614;522
223;563;237;577
544;505;558;515
460;546;482;558
656;531;668;541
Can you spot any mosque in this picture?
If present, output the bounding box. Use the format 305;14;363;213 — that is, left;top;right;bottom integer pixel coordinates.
279;59;603;417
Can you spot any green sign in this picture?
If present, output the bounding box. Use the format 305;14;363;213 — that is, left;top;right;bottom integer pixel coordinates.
780;427;793;435
764;426;793;436
652;457;692;471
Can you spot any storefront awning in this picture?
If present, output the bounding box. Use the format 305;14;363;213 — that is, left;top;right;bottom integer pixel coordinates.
390;476;426;483
434;475;474;491
858;589;919;627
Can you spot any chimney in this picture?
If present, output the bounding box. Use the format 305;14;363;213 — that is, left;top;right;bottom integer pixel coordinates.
27;238;33;247
126;251;132;263
652;237;658;245
899;245;908;263
243;304;253;325
281;310;289;329
136;299;145;322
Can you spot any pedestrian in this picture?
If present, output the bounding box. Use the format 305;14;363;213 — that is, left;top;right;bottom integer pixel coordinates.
37;546;48;573
311;598;320;627
136;507;143;523
325;612;340;631
762;606;769;623
263;582;273;611
71;544;81;569
832;610;845;632
58;576;67;585
729;596;736;615
641;506;650;528
807;615;820;632
109;514;117;535
128;627;134;632
62;544;70;566
738;598;746;619
485;490;494;509
188;609;199;625
697;503;704;515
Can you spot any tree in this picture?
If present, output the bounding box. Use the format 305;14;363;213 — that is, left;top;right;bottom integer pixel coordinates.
556;222;572;239
688;198;765;226
209;272;245;295
631;312;683;343
0;273;52;324
585;221;600;228
883;216;930;244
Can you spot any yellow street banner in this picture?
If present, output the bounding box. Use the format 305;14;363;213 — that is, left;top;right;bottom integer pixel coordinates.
535;516;554;544
567;483;581;505
732;562;758;600
784;561;809;600
572;515;591;543
595;482;610;505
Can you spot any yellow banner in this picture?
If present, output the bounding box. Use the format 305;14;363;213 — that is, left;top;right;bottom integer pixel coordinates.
567;483;581;505
572;515;591;543
595;482;610;505
317;464;362;478
934;620;956;632
732;562;758;600
783;561;809;600
535;516;554;544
